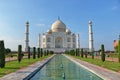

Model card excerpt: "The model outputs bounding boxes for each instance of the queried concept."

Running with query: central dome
[51,18,66,32]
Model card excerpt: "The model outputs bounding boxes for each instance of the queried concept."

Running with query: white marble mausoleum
[42,18,77,52]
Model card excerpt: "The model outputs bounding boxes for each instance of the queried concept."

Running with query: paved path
[64,54,120,80]
[0,55,55,80]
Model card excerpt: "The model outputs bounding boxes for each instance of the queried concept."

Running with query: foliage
[84,51,87,58]
[28,46,30,59]
[0,41,5,68]
[92,50,94,59]
[33,47,36,59]
[81,48,84,58]
[47,50,49,56]
[118,40,120,63]
[5,48,11,54]
[18,45,22,63]
[50,51,54,54]
[37,48,40,58]
[101,44,105,62]
[114,46,118,53]
[75,48,80,56]
[44,50,47,56]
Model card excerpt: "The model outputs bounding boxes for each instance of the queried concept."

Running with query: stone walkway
[64,54,120,80]
[0,55,55,80]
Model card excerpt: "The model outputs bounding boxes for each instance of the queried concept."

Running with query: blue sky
[0,0,120,51]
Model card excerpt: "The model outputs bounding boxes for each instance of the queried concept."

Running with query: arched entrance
[55,37,63,48]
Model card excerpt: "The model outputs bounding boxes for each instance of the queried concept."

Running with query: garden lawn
[0,55,52,77]
[109,53,118,58]
[71,55,120,72]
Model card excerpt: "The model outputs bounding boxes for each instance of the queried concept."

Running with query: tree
[33,47,36,59]
[118,40,120,62]
[75,49,79,56]
[47,50,49,56]
[18,45,22,63]
[85,51,87,58]
[50,51,54,54]
[5,48,11,54]
[37,48,40,58]
[0,41,5,68]
[78,48,80,56]
[101,44,105,62]
[92,50,94,59]
[41,48,43,57]
[28,46,30,59]
[81,48,84,58]
[44,50,46,56]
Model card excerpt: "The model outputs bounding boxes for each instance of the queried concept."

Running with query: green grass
[70,55,120,72]
[109,53,118,58]
[0,55,52,77]
[5,52,28,58]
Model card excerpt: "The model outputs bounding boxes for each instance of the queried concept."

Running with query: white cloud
[111,6,118,10]
[36,23,46,27]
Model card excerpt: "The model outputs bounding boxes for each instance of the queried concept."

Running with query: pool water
[30,54,103,80]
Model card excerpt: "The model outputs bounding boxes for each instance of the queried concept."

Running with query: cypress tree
[101,44,105,62]
[73,50,75,56]
[118,40,120,63]
[75,49,78,56]
[37,48,40,58]
[78,48,80,56]
[92,50,94,59]
[85,51,87,58]
[47,50,49,56]
[44,50,46,56]
[33,47,36,59]
[41,48,43,57]
[18,45,22,63]
[81,48,84,58]
[28,46,30,59]
[0,41,5,68]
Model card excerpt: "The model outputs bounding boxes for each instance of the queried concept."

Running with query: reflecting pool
[30,54,103,80]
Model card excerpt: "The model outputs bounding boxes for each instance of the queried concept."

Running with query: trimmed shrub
[0,41,5,68]
[28,46,30,59]
[81,48,84,58]
[40,48,43,57]
[33,47,36,59]
[118,40,120,63]
[18,45,22,63]
[92,50,94,59]
[37,48,40,58]
[101,44,105,62]
[47,50,49,56]
[85,51,87,58]
[44,50,46,56]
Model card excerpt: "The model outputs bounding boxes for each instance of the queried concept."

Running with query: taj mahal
[25,18,94,53]
[41,18,77,52]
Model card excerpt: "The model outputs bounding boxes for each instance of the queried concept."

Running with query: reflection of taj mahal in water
[41,18,77,52]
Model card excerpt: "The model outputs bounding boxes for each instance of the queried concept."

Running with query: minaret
[38,33,40,48]
[25,21,29,52]
[89,21,94,52]
[77,34,80,48]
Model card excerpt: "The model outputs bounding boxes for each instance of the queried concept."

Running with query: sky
[0,0,120,51]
